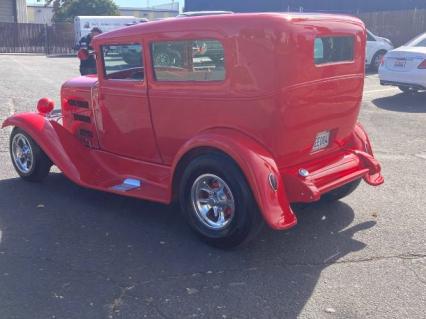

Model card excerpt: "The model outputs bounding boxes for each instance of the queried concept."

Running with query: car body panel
[366,30,393,66]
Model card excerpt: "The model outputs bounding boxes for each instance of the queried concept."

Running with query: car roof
[94,12,364,42]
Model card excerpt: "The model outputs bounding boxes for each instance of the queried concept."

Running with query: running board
[110,178,142,192]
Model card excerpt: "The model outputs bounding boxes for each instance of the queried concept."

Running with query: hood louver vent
[68,99,89,108]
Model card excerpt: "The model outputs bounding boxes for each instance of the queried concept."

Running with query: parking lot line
[363,88,397,94]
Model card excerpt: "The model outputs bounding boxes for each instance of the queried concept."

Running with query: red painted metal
[2,13,383,230]
[36,97,55,114]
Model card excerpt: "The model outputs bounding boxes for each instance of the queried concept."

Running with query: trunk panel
[276,75,363,169]
[385,48,426,72]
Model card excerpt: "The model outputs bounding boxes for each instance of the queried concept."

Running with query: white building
[0,0,27,23]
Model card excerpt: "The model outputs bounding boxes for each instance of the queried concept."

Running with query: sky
[27,0,185,10]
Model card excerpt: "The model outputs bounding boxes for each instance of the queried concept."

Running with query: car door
[95,42,161,162]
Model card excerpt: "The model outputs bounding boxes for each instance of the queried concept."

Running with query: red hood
[62,75,98,91]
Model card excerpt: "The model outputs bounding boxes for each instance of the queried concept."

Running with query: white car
[366,30,394,71]
[379,32,426,93]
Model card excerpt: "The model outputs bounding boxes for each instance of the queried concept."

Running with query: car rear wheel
[370,50,386,72]
[398,86,418,94]
[10,128,52,182]
[322,179,362,202]
[179,153,264,248]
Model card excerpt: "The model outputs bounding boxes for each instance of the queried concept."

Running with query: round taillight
[77,48,89,61]
[37,97,55,114]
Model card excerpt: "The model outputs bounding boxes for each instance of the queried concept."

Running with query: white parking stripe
[363,88,397,94]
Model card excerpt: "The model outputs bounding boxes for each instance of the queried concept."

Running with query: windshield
[404,33,426,47]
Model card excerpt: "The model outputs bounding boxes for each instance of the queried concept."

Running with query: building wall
[0,0,26,23]
[0,0,15,22]
[26,5,178,25]
[27,5,53,24]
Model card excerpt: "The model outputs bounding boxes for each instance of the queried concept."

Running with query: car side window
[314,36,354,65]
[151,39,225,82]
[102,44,144,81]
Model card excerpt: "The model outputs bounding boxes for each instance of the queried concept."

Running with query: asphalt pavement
[0,55,425,319]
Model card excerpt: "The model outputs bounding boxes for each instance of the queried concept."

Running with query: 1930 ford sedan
[2,13,384,248]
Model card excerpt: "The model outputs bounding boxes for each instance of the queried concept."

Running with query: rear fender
[172,128,297,230]
[348,123,384,185]
[2,112,97,185]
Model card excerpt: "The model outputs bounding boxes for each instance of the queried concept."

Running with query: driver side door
[94,42,161,162]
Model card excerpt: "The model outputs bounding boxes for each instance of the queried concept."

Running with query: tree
[44,0,120,22]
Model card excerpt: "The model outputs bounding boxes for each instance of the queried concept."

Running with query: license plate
[394,60,406,68]
[312,131,330,152]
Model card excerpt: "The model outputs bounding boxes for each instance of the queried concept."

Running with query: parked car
[379,32,426,93]
[366,29,394,71]
[2,13,383,248]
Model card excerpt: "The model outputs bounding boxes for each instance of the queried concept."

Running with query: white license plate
[312,131,330,152]
[394,60,406,68]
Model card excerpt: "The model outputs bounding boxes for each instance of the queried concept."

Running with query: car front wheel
[10,128,52,182]
[179,153,263,248]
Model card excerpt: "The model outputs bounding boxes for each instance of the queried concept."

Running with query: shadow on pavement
[0,173,376,319]
[365,69,377,76]
[373,91,426,113]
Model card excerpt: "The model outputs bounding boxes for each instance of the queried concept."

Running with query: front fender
[2,112,97,186]
[172,128,297,230]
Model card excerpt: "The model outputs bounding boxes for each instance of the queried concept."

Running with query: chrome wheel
[191,174,235,230]
[155,52,172,66]
[11,133,34,174]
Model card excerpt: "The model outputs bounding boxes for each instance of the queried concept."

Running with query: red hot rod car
[3,13,383,248]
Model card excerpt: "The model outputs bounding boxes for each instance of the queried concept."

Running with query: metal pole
[13,0,18,23]
[44,24,49,55]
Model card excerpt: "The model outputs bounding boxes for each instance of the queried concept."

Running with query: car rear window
[414,38,426,47]
[151,39,225,82]
[314,36,355,65]
[405,34,426,47]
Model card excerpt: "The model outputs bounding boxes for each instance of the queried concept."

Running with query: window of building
[314,36,355,65]
[102,44,144,80]
[151,39,225,82]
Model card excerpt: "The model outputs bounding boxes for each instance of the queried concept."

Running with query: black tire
[370,50,386,72]
[9,128,52,182]
[179,153,264,249]
[398,86,418,94]
[322,179,362,202]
